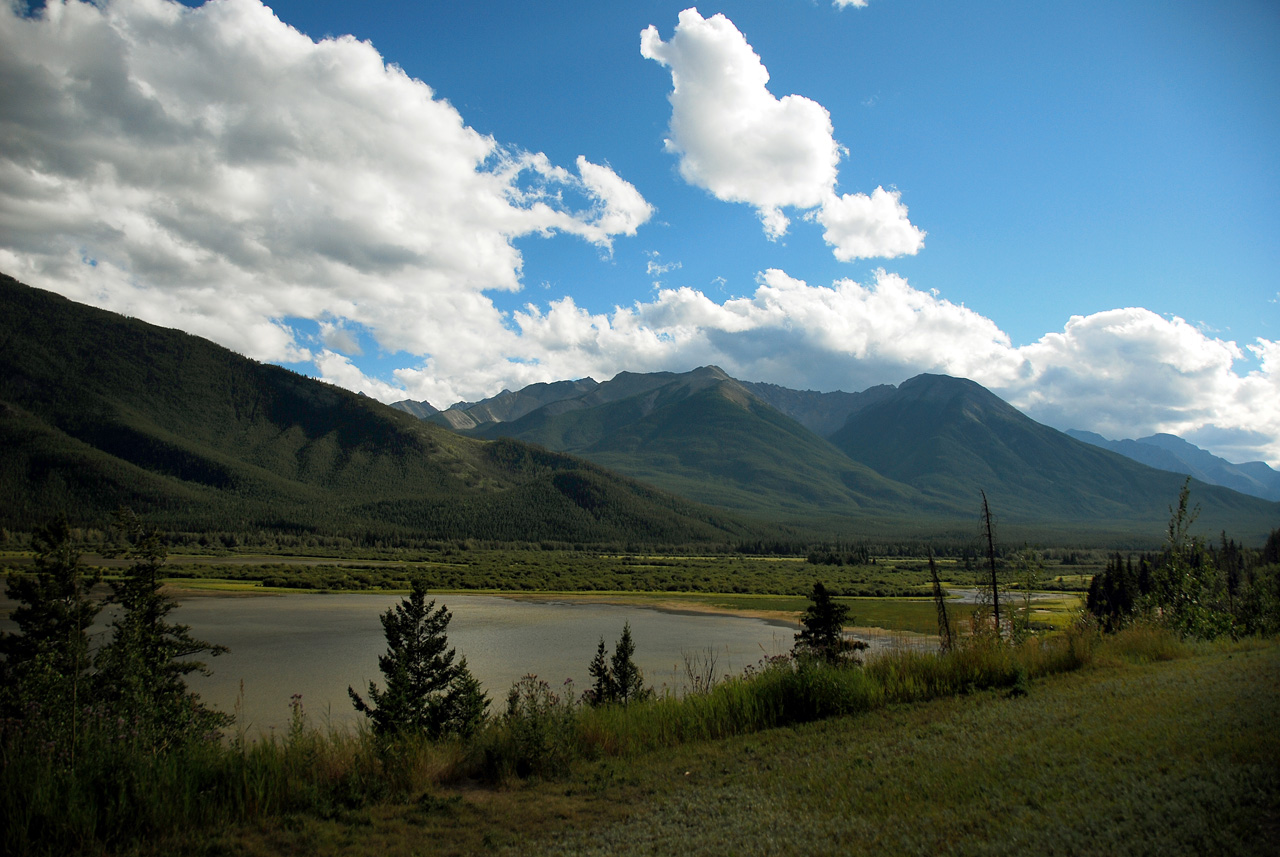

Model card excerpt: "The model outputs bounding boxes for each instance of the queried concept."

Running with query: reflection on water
[170,593,796,733]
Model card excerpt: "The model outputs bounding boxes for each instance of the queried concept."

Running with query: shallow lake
[160,592,797,733]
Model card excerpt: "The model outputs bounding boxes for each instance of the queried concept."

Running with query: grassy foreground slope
[211,641,1278,857]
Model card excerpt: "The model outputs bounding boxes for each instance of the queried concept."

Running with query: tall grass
[1,697,462,856]
[4,619,1184,856]
[571,626,1098,759]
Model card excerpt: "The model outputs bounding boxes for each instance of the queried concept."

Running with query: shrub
[475,675,579,782]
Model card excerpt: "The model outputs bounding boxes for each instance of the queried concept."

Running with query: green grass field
[199,640,1278,857]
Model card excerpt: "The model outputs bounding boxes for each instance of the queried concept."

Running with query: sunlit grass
[199,637,1279,857]
[499,641,1280,857]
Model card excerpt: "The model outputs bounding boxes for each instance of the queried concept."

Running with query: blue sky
[2,0,1278,463]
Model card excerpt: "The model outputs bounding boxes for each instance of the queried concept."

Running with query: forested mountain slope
[0,274,755,545]
[471,367,930,517]
[828,374,1277,538]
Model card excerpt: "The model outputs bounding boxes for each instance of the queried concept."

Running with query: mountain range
[1066,430,1280,502]
[0,274,755,546]
[395,367,1279,544]
[3,271,1276,547]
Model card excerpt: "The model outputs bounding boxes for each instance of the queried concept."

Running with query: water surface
[174,592,797,732]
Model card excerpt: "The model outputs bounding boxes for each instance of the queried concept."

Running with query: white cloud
[996,309,1280,465]
[645,253,682,288]
[574,156,655,243]
[640,8,923,258]
[396,271,1279,465]
[809,187,926,261]
[832,1,870,8]
[640,9,838,237]
[0,0,650,364]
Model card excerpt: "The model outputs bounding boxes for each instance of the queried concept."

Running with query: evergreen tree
[609,622,648,704]
[587,637,613,705]
[349,579,489,738]
[1262,527,1280,566]
[94,509,230,743]
[1086,552,1140,632]
[794,581,864,663]
[0,515,101,734]
[585,624,650,705]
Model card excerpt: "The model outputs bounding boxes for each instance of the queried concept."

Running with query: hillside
[440,368,1278,544]
[0,274,756,545]
[396,377,599,431]
[468,366,934,519]
[738,380,895,437]
[828,374,1277,538]
[1068,429,1280,502]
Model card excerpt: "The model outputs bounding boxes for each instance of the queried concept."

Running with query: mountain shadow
[828,374,1278,539]
[0,274,757,546]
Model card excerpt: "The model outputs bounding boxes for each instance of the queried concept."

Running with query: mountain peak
[898,373,986,397]
[1069,428,1280,502]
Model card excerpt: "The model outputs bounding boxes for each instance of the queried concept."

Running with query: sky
[2,0,1278,464]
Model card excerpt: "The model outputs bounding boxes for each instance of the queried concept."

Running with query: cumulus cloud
[0,0,650,363]
[389,270,1278,465]
[999,310,1280,464]
[640,9,838,238]
[1,2,1274,466]
[809,187,926,261]
[640,8,923,258]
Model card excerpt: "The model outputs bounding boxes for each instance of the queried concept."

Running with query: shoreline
[156,582,944,642]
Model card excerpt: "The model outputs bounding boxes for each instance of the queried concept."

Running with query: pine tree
[0,515,101,737]
[95,510,230,743]
[585,624,649,706]
[609,622,648,704]
[587,636,613,705]
[349,579,489,738]
[794,581,863,663]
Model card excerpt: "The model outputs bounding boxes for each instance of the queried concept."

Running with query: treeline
[140,553,935,597]
[1,513,231,854]
[1085,488,1280,637]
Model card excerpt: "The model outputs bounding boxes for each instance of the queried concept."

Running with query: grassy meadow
[6,614,1277,857]
[181,634,1277,857]
[6,539,1275,857]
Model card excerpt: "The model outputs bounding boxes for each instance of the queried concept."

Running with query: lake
[160,592,798,733]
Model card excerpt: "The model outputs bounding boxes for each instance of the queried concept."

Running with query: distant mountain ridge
[392,372,895,439]
[418,364,1279,542]
[6,271,1275,546]
[1067,430,1280,502]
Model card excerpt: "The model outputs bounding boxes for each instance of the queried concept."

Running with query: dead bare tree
[981,490,1001,638]
[929,551,954,653]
